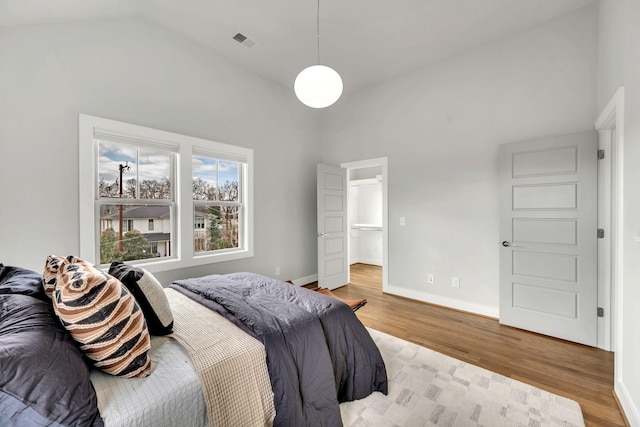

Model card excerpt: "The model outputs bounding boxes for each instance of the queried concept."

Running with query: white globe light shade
[294,65,343,108]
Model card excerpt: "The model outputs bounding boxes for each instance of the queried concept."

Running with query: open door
[317,164,348,290]
[499,132,598,346]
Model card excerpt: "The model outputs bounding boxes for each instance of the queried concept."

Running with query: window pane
[194,205,239,253]
[193,156,218,201]
[98,141,137,199]
[98,142,172,200]
[138,148,171,200]
[99,204,172,264]
[219,161,240,201]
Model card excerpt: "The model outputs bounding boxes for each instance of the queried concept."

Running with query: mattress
[90,335,208,427]
[90,288,275,427]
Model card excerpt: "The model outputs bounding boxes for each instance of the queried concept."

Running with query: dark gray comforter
[0,264,103,427]
[171,272,387,427]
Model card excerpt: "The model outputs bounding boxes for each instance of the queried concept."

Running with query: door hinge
[597,307,604,317]
[597,228,605,238]
[598,149,605,160]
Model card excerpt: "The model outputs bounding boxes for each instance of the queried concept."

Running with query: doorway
[341,157,388,292]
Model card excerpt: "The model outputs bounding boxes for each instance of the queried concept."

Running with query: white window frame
[79,114,254,273]
[192,153,244,255]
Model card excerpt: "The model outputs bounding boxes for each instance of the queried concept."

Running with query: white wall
[598,1,640,424]
[349,182,383,266]
[0,17,321,285]
[320,5,598,316]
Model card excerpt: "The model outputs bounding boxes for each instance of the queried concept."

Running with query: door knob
[501,240,512,247]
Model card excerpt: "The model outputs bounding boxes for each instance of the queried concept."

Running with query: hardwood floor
[329,263,626,427]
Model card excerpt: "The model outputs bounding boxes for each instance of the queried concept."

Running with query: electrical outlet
[427,273,435,284]
[275,266,281,276]
[451,277,460,288]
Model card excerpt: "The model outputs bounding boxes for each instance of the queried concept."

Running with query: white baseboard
[291,273,318,287]
[615,379,639,427]
[385,284,499,318]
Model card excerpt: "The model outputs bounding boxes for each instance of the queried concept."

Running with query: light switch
[400,217,406,226]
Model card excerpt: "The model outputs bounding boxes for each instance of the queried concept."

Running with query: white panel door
[317,164,348,290]
[499,132,598,346]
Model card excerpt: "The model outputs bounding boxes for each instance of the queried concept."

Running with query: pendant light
[294,0,343,108]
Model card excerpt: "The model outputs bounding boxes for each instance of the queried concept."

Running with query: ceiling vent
[232,33,256,48]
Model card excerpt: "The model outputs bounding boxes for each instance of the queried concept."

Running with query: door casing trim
[594,88,624,351]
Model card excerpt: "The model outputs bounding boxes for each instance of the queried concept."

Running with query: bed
[0,262,387,427]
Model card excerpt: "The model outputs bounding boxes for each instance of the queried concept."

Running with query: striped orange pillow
[51,256,151,378]
[43,255,64,299]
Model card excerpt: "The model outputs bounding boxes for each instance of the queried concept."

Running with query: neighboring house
[101,205,213,256]
[193,210,211,253]
[101,205,172,257]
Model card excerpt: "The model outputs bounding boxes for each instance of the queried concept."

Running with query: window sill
[102,248,253,274]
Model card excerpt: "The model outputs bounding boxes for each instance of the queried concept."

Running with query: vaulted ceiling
[1,0,596,94]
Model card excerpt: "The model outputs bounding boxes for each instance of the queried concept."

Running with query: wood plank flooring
[328,263,626,427]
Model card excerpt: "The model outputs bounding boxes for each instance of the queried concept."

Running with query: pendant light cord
[316,0,321,64]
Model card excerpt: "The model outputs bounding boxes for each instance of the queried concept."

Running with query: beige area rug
[340,328,585,427]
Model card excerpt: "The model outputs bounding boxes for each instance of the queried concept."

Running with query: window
[122,220,134,233]
[79,114,253,273]
[100,219,113,231]
[193,156,242,253]
[148,242,158,255]
[95,138,173,265]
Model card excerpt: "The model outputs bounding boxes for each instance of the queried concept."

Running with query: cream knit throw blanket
[166,289,275,427]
